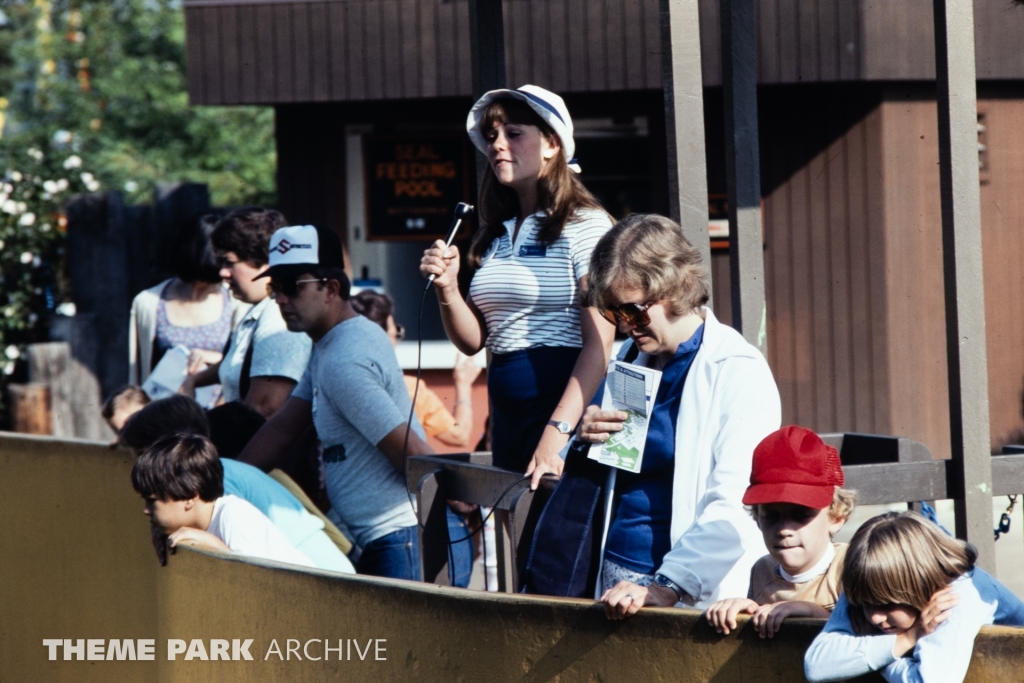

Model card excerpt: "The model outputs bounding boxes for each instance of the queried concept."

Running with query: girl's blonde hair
[842,511,976,610]
[585,214,710,316]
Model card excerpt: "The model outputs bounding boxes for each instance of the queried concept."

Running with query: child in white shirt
[705,425,856,638]
[804,510,1024,682]
[131,431,315,569]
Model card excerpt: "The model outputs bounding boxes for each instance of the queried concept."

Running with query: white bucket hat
[466,84,581,173]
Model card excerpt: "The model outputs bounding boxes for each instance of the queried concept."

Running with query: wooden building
[183,0,1024,458]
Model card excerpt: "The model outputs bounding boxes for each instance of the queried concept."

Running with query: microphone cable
[401,204,528,586]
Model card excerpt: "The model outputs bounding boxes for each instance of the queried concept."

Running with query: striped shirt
[469,209,613,354]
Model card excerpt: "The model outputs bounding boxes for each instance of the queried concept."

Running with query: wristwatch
[653,574,686,602]
[547,419,572,435]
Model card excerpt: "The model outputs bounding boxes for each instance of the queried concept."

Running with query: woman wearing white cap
[420,85,615,489]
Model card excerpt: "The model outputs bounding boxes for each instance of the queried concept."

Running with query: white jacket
[611,308,781,608]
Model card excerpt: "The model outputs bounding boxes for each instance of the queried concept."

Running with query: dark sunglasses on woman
[599,302,652,328]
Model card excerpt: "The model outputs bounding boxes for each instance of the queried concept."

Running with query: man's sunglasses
[266,278,326,299]
[599,302,652,328]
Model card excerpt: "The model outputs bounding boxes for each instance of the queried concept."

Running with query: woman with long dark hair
[420,85,615,488]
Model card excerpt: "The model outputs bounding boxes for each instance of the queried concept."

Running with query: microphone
[425,202,475,289]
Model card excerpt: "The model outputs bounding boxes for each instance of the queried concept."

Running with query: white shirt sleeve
[210,495,317,569]
[656,353,782,604]
[881,576,993,683]
[805,595,898,682]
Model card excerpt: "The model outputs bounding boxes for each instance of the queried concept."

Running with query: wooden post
[661,0,712,302]
[416,469,453,586]
[721,0,766,354]
[933,0,995,570]
[26,342,75,439]
[8,383,52,435]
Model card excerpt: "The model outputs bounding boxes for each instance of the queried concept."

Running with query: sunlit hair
[468,97,606,268]
[101,385,150,422]
[586,214,710,316]
[842,511,976,611]
[131,432,224,503]
[829,487,858,521]
[748,487,858,530]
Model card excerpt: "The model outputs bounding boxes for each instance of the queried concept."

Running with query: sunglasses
[266,278,326,299]
[599,302,652,328]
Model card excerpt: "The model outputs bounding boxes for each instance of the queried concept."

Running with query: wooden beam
[661,0,712,299]
[932,0,994,570]
[469,0,505,98]
[721,0,766,353]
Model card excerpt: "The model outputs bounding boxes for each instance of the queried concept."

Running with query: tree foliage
[0,0,275,390]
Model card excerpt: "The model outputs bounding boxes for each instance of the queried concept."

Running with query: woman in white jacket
[521,214,781,613]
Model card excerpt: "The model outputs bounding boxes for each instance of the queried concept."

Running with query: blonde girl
[804,511,1024,682]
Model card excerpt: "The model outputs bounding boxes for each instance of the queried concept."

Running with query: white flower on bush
[56,179,68,191]
[124,180,138,193]
[10,171,22,181]
[3,361,14,376]
[20,251,33,264]
[4,345,19,360]
[55,302,76,317]
[2,183,12,193]
[0,239,5,249]
[43,180,58,194]
[81,172,100,192]
[19,212,35,226]
[53,130,73,145]
[63,155,82,169]
[27,148,44,160]
[16,202,26,213]
[2,200,16,214]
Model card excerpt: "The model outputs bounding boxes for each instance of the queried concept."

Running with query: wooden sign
[364,134,472,241]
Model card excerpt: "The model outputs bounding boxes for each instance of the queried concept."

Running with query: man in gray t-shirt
[237,224,432,580]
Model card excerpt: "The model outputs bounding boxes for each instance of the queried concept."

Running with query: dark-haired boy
[132,432,316,568]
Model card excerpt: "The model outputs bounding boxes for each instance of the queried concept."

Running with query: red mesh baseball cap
[742,425,845,509]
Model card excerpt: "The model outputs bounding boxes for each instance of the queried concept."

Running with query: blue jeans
[447,507,473,588]
[356,526,422,581]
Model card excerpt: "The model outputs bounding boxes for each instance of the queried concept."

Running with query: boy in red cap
[705,425,856,638]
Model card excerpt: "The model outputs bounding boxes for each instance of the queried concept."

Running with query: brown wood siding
[760,92,890,437]
[980,99,1024,450]
[184,0,1024,106]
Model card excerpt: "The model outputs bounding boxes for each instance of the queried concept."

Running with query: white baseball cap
[254,224,345,279]
[466,84,581,173]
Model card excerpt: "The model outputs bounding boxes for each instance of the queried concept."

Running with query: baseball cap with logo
[466,84,581,173]
[742,425,845,509]
[254,224,345,280]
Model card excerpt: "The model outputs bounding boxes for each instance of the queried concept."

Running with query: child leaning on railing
[804,510,1024,683]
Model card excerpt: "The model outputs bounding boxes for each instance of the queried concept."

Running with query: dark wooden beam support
[469,0,506,191]
[721,0,766,353]
[661,0,712,299]
[933,0,994,569]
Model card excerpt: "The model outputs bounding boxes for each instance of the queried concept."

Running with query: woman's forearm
[435,286,487,355]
